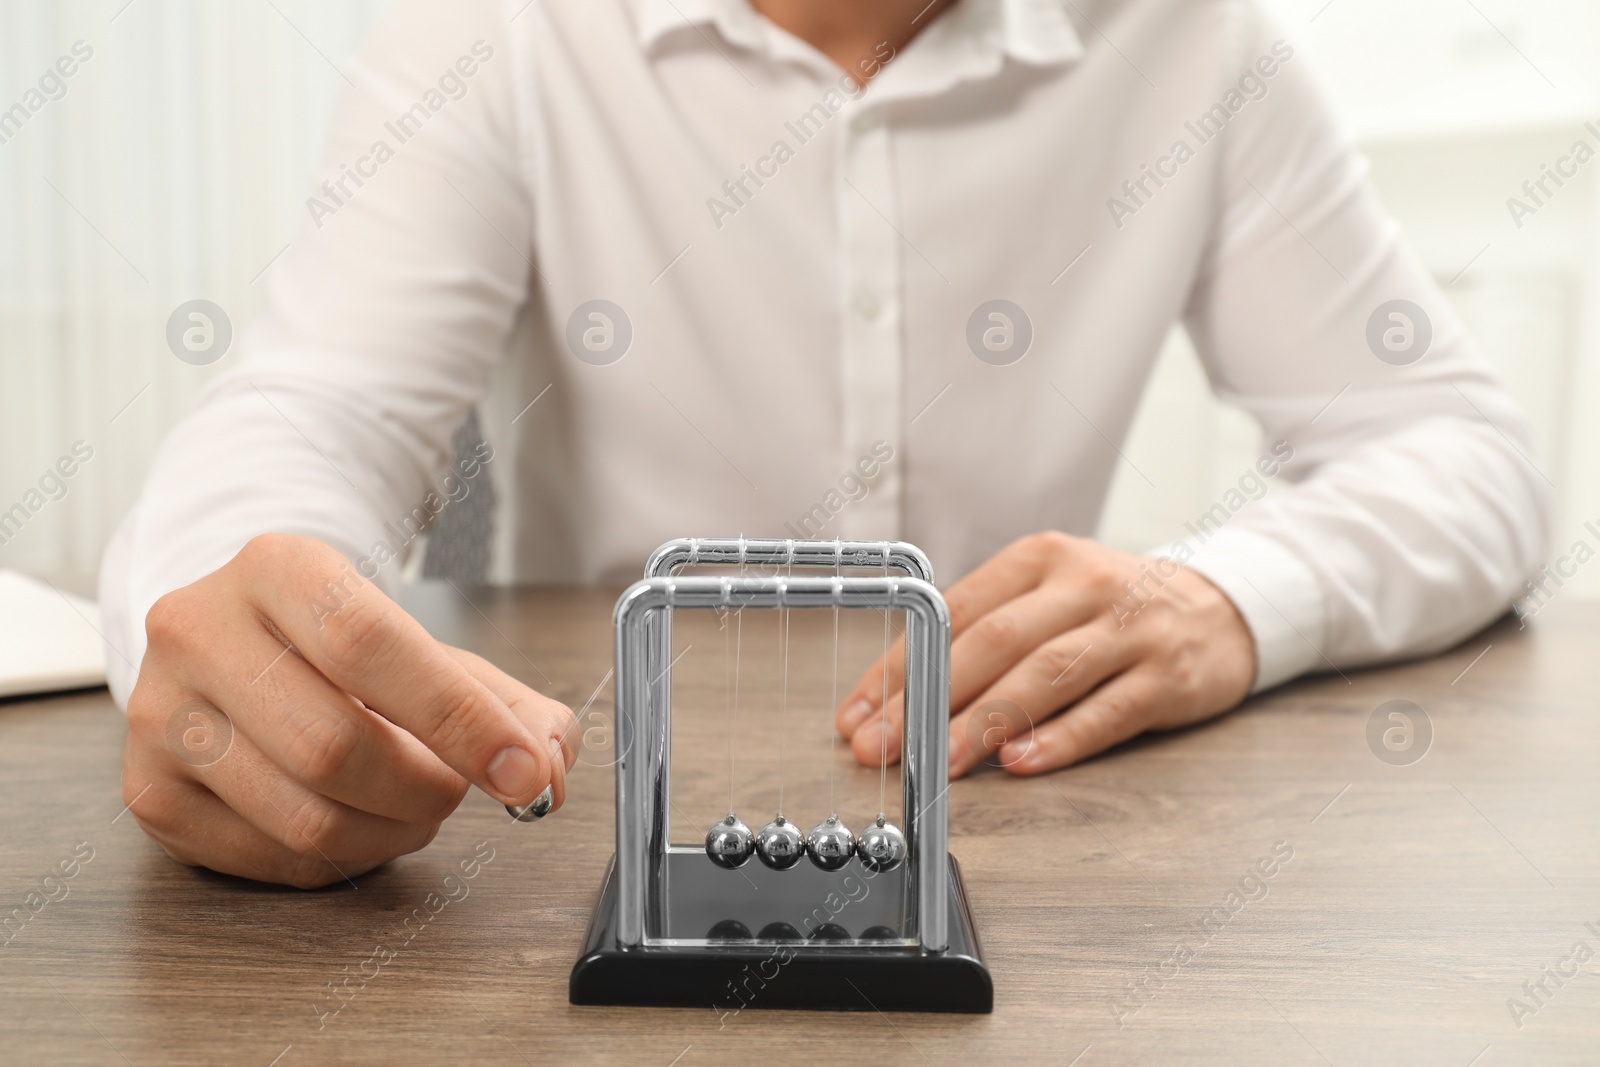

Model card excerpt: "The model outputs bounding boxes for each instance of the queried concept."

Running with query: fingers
[187,615,469,824]
[945,585,1101,711]
[240,536,558,807]
[127,533,583,889]
[851,624,1133,775]
[947,623,1137,777]
[940,532,1060,633]
[127,679,448,873]
[847,595,1100,769]
[998,669,1164,775]
[850,695,904,769]
[836,532,1061,739]
[445,646,577,812]
[842,535,1255,780]
[836,624,905,739]
[131,777,385,889]
[846,578,1105,769]
[181,718,443,865]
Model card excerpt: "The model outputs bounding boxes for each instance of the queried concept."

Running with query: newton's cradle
[522,537,991,1013]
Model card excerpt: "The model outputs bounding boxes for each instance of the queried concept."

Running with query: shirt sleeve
[1166,6,1550,692]
[97,0,533,708]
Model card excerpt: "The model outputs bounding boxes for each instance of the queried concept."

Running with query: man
[101,0,1547,887]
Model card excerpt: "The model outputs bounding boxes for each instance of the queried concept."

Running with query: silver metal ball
[505,784,554,822]
[755,816,805,870]
[805,815,856,871]
[705,814,755,869]
[757,922,802,940]
[855,817,907,872]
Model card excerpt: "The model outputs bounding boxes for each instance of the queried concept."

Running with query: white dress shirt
[99,0,1549,707]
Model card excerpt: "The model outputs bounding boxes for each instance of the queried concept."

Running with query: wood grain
[1,583,1597,1066]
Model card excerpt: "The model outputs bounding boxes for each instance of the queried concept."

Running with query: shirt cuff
[98,507,143,711]
[1147,527,1328,694]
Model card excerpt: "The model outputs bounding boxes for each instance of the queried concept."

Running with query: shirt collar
[636,0,763,54]
[633,0,1083,72]
[1003,0,1085,66]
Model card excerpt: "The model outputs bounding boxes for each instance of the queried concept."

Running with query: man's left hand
[834,532,1257,777]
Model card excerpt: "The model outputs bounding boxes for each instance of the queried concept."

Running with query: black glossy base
[569,854,992,1013]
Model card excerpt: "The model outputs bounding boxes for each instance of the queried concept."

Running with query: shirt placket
[835,103,903,539]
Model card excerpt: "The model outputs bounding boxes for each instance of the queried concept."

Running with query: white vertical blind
[0,0,392,579]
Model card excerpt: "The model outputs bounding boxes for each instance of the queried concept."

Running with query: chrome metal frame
[638,538,934,898]
[645,536,935,583]
[613,539,951,954]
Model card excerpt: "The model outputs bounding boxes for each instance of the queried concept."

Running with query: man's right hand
[122,533,576,888]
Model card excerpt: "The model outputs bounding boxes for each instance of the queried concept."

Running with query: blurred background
[2,0,1598,597]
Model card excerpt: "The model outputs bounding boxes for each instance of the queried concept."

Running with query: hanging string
[729,557,746,818]
[777,556,792,818]
[877,547,891,820]
[723,594,735,817]
[829,546,840,819]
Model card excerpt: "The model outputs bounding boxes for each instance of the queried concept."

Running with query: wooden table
[2,584,1597,1066]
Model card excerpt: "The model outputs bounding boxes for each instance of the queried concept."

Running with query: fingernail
[840,699,875,734]
[487,745,541,801]
[999,744,1030,772]
[947,731,967,777]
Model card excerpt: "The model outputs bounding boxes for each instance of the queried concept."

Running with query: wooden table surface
[2,583,1598,1066]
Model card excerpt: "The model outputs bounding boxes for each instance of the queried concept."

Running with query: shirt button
[852,110,880,135]
[852,293,882,321]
